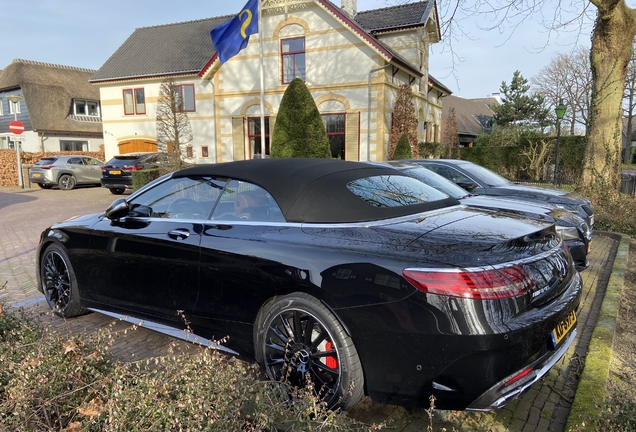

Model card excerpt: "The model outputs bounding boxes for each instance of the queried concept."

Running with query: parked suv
[29,155,103,190]
[101,152,170,195]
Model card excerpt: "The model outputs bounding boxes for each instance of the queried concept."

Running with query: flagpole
[258,0,266,158]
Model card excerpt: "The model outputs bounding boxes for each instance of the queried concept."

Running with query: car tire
[37,184,53,189]
[254,292,364,410]
[109,187,126,195]
[58,174,76,191]
[40,243,89,318]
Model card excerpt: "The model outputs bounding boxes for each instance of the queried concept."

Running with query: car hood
[489,184,588,204]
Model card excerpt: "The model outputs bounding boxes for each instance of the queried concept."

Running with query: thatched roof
[0,59,102,134]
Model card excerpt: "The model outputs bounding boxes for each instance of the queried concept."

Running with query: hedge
[132,169,161,190]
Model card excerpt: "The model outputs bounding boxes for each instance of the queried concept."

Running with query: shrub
[132,169,161,190]
[392,134,412,160]
[0,307,381,431]
[418,141,445,159]
[271,79,331,159]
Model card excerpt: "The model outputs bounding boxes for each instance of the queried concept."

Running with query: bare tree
[531,47,592,135]
[520,138,554,180]
[623,41,636,164]
[388,84,419,159]
[442,107,460,158]
[156,77,193,170]
[430,0,636,194]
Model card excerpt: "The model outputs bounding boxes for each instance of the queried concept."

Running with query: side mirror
[456,181,478,193]
[105,198,130,220]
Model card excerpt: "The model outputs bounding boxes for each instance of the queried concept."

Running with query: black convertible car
[37,158,581,411]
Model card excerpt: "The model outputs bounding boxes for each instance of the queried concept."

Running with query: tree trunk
[583,1,636,193]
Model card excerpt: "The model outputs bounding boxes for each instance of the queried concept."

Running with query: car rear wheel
[254,293,364,410]
[40,244,88,318]
[37,183,53,189]
[109,187,126,195]
[58,174,76,191]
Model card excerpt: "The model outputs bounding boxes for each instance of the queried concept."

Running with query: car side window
[428,165,471,184]
[67,157,83,165]
[126,176,226,219]
[211,180,285,222]
[84,157,101,166]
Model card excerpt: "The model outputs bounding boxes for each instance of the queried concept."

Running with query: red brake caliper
[325,341,338,369]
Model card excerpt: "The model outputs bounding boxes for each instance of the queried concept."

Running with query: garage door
[118,139,157,154]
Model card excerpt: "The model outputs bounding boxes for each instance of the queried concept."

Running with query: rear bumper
[101,178,132,189]
[466,328,577,411]
[565,239,589,271]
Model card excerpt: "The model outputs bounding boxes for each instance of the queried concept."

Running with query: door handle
[168,228,190,240]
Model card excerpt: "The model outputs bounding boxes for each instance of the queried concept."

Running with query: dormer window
[74,99,100,117]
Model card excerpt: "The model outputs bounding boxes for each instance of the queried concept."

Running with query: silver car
[29,155,104,190]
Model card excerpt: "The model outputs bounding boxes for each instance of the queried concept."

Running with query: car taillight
[39,165,54,170]
[402,265,535,300]
[123,165,143,172]
[101,166,107,172]
[504,367,533,386]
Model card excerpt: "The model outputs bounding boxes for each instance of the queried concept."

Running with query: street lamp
[553,99,567,185]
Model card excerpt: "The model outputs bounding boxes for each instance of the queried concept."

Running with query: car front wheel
[40,244,88,317]
[58,174,76,191]
[254,293,364,410]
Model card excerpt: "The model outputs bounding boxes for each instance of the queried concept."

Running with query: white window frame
[73,99,101,117]
[9,100,20,115]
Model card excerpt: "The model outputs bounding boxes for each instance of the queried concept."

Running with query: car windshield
[402,167,469,199]
[347,175,449,208]
[35,158,57,165]
[460,163,512,187]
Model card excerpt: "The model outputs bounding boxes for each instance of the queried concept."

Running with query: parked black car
[37,159,581,411]
[101,152,170,194]
[405,159,595,228]
[373,161,591,270]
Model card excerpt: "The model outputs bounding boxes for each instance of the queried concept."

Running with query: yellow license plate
[551,310,577,347]
[109,170,122,175]
[33,173,41,178]
[587,241,592,254]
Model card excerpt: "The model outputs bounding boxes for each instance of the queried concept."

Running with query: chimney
[341,0,357,16]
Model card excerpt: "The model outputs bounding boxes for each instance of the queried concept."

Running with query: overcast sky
[0,0,612,99]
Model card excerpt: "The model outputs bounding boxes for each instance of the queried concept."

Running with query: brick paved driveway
[0,186,618,431]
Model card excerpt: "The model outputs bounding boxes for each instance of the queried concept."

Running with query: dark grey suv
[101,152,170,194]
[29,155,104,190]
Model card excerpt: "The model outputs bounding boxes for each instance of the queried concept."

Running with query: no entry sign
[9,120,24,135]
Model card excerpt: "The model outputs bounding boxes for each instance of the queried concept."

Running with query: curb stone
[565,231,630,431]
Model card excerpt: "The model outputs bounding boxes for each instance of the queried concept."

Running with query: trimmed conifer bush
[271,79,331,158]
[392,134,412,160]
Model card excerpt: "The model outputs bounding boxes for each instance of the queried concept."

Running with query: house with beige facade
[91,0,450,163]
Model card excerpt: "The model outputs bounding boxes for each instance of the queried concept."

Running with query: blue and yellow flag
[210,0,259,63]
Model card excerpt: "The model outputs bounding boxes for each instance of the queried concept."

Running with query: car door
[84,175,222,326]
[193,179,290,347]
[82,157,103,183]
[65,157,88,183]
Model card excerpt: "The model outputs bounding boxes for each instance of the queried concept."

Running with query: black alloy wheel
[109,187,126,195]
[58,174,76,191]
[254,293,364,410]
[40,244,88,317]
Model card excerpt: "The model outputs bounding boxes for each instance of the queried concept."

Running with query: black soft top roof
[175,158,458,223]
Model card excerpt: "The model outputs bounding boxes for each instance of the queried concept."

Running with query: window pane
[129,177,225,219]
[135,89,146,114]
[329,135,345,159]
[347,175,449,208]
[123,90,134,115]
[283,55,294,83]
[322,114,344,133]
[88,101,99,116]
[75,100,87,115]
[202,146,209,158]
[183,85,195,111]
[213,180,283,222]
[186,146,193,158]
[295,53,306,80]
[282,38,304,52]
